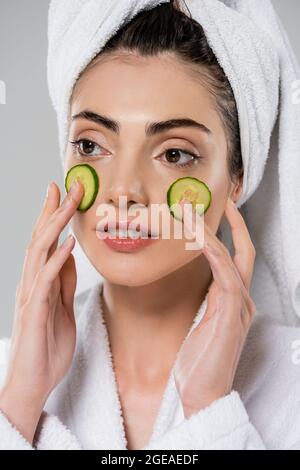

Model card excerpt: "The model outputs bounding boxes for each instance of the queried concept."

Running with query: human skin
[67,52,248,446]
[0,52,256,449]
[174,197,256,419]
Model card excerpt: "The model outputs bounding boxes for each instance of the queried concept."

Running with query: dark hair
[74,0,243,182]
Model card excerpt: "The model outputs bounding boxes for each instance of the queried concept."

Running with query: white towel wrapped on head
[47,0,300,326]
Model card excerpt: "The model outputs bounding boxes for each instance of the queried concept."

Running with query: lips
[96,220,159,238]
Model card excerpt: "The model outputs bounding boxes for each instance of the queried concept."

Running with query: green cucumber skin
[64,164,99,212]
[167,176,212,220]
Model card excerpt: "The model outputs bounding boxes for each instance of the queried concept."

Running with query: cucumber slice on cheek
[167,177,212,221]
[65,163,99,211]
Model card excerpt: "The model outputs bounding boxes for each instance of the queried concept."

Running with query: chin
[88,258,170,287]
[79,232,200,286]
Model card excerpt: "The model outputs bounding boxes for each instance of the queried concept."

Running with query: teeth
[107,228,148,238]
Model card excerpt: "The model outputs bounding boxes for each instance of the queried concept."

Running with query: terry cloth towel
[1,280,300,449]
[47,0,300,326]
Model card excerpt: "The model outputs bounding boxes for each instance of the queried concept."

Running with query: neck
[101,257,212,384]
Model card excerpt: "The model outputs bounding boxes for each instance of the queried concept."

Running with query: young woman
[0,1,299,450]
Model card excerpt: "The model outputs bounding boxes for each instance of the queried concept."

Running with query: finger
[19,182,60,301]
[180,199,228,255]
[30,234,76,310]
[179,198,229,255]
[179,197,249,298]
[202,241,253,324]
[179,199,205,249]
[182,198,253,293]
[180,198,254,325]
[19,180,84,303]
[31,182,60,242]
[60,252,77,314]
[202,241,242,298]
[32,182,61,258]
[202,224,250,301]
[224,198,256,291]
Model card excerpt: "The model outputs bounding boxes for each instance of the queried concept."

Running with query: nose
[105,159,149,211]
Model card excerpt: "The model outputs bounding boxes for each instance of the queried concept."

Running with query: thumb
[60,252,77,313]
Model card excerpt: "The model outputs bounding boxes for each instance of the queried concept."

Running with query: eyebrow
[71,110,212,137]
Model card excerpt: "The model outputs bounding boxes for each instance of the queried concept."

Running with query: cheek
[199,164,230,233]
[67,159,228,285]
[76,224,204,287]
[65,148,77,168]
[70,211,93,246]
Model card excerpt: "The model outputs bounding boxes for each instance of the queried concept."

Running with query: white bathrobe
[1,279,300,450]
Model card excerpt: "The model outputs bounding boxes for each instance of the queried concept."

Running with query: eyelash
[69,139,202,168]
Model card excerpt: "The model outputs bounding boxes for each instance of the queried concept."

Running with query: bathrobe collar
[47,280,209,450]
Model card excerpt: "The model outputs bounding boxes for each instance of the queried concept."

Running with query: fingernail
[70,178,81,194]
[46,182,53,198]
[181,198,190,206]
[62,234,74,248]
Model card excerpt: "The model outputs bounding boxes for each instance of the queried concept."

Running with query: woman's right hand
[0,178,84,445]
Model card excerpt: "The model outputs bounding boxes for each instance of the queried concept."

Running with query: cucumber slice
[167,177,211,220]
[65,163,99,211]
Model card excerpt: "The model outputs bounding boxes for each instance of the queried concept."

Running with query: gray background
[0,1,299,337]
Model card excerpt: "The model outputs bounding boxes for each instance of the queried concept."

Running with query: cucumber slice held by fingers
[167,176,212,221]
[65,163,99,211]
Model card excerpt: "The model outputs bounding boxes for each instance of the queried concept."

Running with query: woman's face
[66,52,241,286]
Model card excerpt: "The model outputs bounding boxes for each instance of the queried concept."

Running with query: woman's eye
[69,141,201,167]
[161,148,202,168]
[69,139,104,158]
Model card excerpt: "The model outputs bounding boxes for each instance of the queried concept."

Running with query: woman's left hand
[173,198,257,419]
